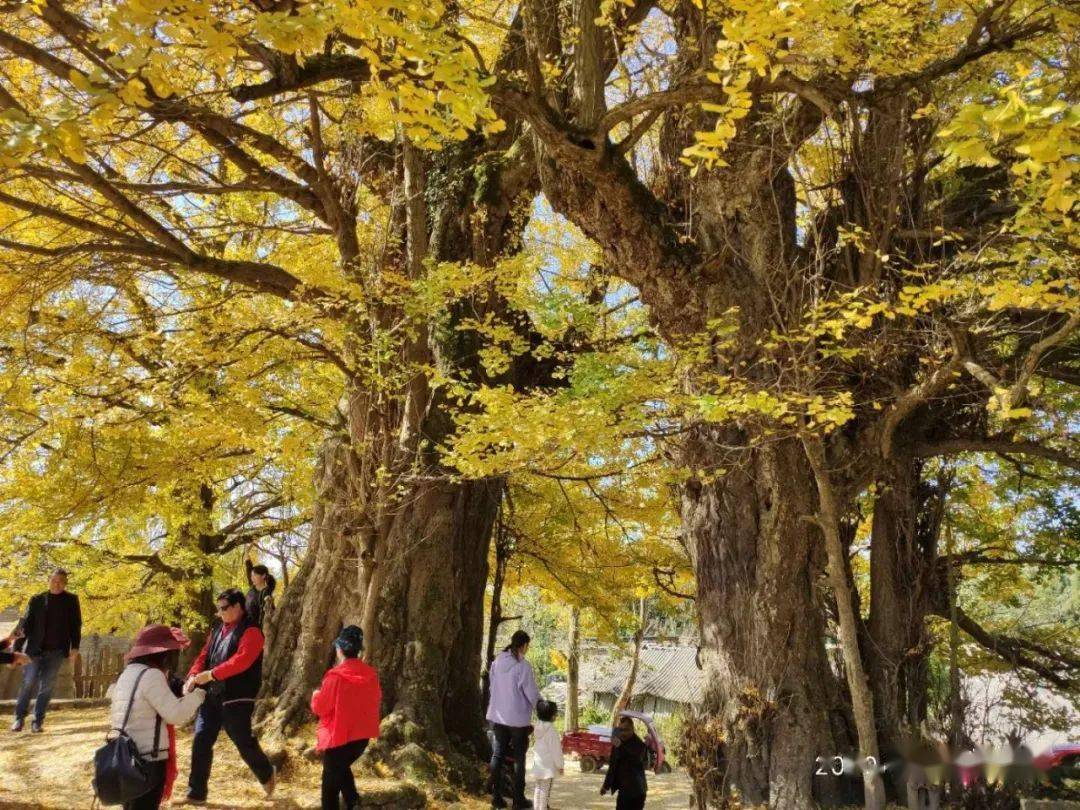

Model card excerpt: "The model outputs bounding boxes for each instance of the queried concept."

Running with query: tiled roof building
[579,643,704,717]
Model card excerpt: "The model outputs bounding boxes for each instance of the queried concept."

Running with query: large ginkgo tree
[1,0,1077,805]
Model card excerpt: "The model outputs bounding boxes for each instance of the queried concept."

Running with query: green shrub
[579,702,610,728]
[652,710,686,767]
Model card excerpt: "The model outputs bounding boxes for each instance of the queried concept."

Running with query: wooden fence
[73,648,126,699]
[0,631,129,701]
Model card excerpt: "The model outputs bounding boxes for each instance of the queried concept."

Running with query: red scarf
[162,725,178,801]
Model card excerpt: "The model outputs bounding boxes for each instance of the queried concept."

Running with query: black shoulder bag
[92,666,162,806]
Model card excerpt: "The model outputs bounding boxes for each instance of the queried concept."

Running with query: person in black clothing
[243,559,276,629]
[11,569,81,733]
[601,716,649,810]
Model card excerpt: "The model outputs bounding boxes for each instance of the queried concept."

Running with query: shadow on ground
[0,706,423,809]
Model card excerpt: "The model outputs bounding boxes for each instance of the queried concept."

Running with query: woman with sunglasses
[179,589,276,804]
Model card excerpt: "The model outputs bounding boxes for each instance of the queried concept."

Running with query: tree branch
[930,603,1078,690]
[945,553,1078,568]
[881,355,965,458]
[600,72,837,136]
[1006,312,1080,411]
[230,52,373,102]
[913,435,1080,473]
[869,16,1052,97]
[494,83,707,333]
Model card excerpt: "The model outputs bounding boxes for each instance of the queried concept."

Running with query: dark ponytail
[249,563,276,595]
[503,630,531,659]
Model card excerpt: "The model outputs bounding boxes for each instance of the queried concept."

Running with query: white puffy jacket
[109,664,205,761]
[531,721,565,779]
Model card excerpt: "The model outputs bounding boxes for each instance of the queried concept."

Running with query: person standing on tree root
[11,568,81,733]
[243,558,276,629]
[311,625,382,810]
[180,588,276,804]
[487,630,541,809]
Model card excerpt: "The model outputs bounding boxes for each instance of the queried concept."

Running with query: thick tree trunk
[482,503,511,714]
[567,607,580,731]
[866,459,941,753]
[254,126,537,789]
[371,476,501,765]
[261,436,500,786]
[683,429,838,809]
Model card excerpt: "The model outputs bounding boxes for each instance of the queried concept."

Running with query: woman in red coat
[311,625,382,810]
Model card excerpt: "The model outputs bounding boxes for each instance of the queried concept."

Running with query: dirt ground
[509,754,692,810]
[0,706,692,809]
[0,705,416,809]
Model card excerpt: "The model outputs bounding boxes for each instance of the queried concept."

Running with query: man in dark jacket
[11,569,81,733]
[181,588,276,803]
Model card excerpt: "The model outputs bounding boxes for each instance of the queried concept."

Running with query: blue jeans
[14,649,65,723]
[187,698,273,800]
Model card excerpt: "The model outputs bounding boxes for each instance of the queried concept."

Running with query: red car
[1032,742,1080,790]
[1034,742,1080,772]
[561,710,671,774]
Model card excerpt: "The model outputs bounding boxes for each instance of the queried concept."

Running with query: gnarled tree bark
[865,459,943,754]
[259,423,502,782]
[371,475,502,763]
[684,431,838,808]
[259,125,544,781]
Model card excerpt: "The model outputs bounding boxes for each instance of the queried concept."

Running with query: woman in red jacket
[311,625,382,810]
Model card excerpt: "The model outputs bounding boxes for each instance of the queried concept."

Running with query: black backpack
[92,666,162,805]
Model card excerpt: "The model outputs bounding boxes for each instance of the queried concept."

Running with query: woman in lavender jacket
[486,630,541,809]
